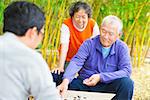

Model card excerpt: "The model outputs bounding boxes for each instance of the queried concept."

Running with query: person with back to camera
[52,1,100,86]
[0,1,61,100]
[57,15,134,100]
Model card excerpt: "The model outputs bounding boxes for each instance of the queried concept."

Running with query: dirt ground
[132,63,150,100]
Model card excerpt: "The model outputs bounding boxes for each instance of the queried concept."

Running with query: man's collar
[110,42,115,55]
[95,35,102,52]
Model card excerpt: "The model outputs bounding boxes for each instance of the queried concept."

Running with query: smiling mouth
[78,24,84,28]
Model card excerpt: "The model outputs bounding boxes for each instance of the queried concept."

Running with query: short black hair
[69,1,92,18]
[3,1,45,36]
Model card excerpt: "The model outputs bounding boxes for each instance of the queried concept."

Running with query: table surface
[62,90,115,100]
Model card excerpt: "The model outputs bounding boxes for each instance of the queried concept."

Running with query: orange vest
[63,18,95,61]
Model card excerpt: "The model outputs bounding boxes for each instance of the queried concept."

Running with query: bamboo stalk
[47,0,67,69]
[139,16,150,65]
[124,0,146,42]
[41,0,52,60]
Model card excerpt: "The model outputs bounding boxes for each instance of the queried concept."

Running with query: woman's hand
[51,66,64,75]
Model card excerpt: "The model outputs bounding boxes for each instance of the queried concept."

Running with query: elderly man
[57,15,134,100]
[0,1,60,100]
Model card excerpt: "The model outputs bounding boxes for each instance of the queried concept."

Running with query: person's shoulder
[116,39,127,45]
[22,47,44,63]
[88,18,96,25]
[24,49,48,69]
[63,18,73,28]
[89,18,96,23]
[0,35,4,44]
[28,49,44,61]
[88,18,97,29]
[115,39,128,50]
[63,18,71,23]
[84,35,99,45]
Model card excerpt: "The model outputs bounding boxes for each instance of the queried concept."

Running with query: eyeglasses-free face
[72,9,88,30]
[100,24,119,47]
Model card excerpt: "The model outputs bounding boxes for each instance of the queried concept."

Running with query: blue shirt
[102,46,111,58]
[63,35,132,83]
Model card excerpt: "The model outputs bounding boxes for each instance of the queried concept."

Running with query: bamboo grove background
[0,0,149,69]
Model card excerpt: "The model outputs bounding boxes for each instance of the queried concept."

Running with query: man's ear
[25,27,37,39]
[118,32,122,38]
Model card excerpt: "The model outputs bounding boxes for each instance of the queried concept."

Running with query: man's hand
[83,74,100,86]
[57,78,69,97]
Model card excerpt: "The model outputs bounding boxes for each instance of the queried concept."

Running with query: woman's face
[72,9,88,30]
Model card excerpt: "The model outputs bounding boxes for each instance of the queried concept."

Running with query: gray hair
[101,15,123,34]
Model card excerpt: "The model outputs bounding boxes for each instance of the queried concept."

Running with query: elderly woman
[52,1,99,85]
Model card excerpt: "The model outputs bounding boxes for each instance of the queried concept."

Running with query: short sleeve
[91,22,100,38]
[60,24,70,44]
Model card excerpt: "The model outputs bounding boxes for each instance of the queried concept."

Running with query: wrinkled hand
[83,74,100,86]
[51,67,64,75]
[57,79,69,97]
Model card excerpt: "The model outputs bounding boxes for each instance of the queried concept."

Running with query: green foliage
[0,0,4,35]
[0,0,149,67]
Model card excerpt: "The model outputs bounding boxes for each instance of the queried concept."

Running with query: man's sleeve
[63,40,91,83]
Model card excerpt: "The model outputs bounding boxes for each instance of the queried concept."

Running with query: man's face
[31,27,44,49]
[72,9,88,29]
[100,24,119,47]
